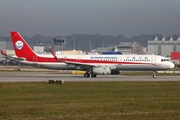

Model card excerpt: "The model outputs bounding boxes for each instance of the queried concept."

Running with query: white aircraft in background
[10,31,174,78]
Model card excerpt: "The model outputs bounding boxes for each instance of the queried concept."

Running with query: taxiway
[0,71,179,82]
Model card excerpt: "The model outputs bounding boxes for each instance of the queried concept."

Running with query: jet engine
[92,67,111,75]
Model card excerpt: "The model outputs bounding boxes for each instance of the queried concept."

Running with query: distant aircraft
[1,50,15,57]
[0,49,23,63]
[10,31,174,78]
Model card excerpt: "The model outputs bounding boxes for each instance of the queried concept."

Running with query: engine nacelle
[92,67,111,75]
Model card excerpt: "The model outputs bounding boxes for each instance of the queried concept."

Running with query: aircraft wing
[51,51,62,62]
[51,51,97,67]
[61,60,98,67]
[10,56,26,62]
[3,55,25,61]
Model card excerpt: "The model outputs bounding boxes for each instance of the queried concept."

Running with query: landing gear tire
[153,75,157,78]
[91,73,97,78]
[84,73,90,78]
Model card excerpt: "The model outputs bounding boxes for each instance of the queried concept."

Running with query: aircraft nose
[170,62,175,69]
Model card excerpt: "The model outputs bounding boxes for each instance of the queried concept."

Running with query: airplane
[1,50,15,57]
[10,31,174,78]
[0,49,26,64]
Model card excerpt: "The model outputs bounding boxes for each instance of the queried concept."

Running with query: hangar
[148,36,180,57]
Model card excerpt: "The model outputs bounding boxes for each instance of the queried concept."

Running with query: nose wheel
[153,72,157,78]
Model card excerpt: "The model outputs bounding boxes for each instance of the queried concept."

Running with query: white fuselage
[19,54,174,71]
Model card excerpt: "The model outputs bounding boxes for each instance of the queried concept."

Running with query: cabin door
[32,56,39,67]
[151,56,156,64]
[76,57,81,63]
[63,56,67,62]
[118,57,122,65]
[33,56,38,64]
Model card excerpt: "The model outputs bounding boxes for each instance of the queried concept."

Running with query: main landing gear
[84,68,97,78]
[84,73,97,78]
[153,71,157,78]
[84,73,90,77]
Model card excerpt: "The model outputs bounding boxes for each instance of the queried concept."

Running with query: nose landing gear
[153,71,157,78]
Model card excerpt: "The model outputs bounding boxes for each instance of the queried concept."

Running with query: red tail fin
[10,31,37,60]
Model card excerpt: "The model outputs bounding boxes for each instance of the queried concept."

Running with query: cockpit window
[161,59,169,62]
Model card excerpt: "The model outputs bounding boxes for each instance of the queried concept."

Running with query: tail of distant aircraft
[10,31,37,60]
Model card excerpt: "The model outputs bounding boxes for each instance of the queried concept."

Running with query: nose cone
[170,62,175,69]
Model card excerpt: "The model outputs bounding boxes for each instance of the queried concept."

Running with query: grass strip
[0,81,180,120]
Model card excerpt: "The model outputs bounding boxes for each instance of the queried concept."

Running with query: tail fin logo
[15,40,24,50]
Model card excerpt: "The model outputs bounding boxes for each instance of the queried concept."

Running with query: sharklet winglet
[51,51,64,62]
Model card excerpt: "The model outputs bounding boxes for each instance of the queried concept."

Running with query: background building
[53,38,66,51]
[92,42,146,54]
[0,41,13,61]
[92,47,114,53]
[148,36,180,57]
[115,42,145,54]
[33,45,45,54]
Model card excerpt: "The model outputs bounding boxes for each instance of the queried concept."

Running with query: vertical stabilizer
[10,31,37,60]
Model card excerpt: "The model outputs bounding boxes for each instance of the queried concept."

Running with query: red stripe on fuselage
[58,58,151,65]
[27,56,151,65]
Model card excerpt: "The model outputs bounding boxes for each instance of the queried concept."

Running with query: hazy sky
[0,0,180,37]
